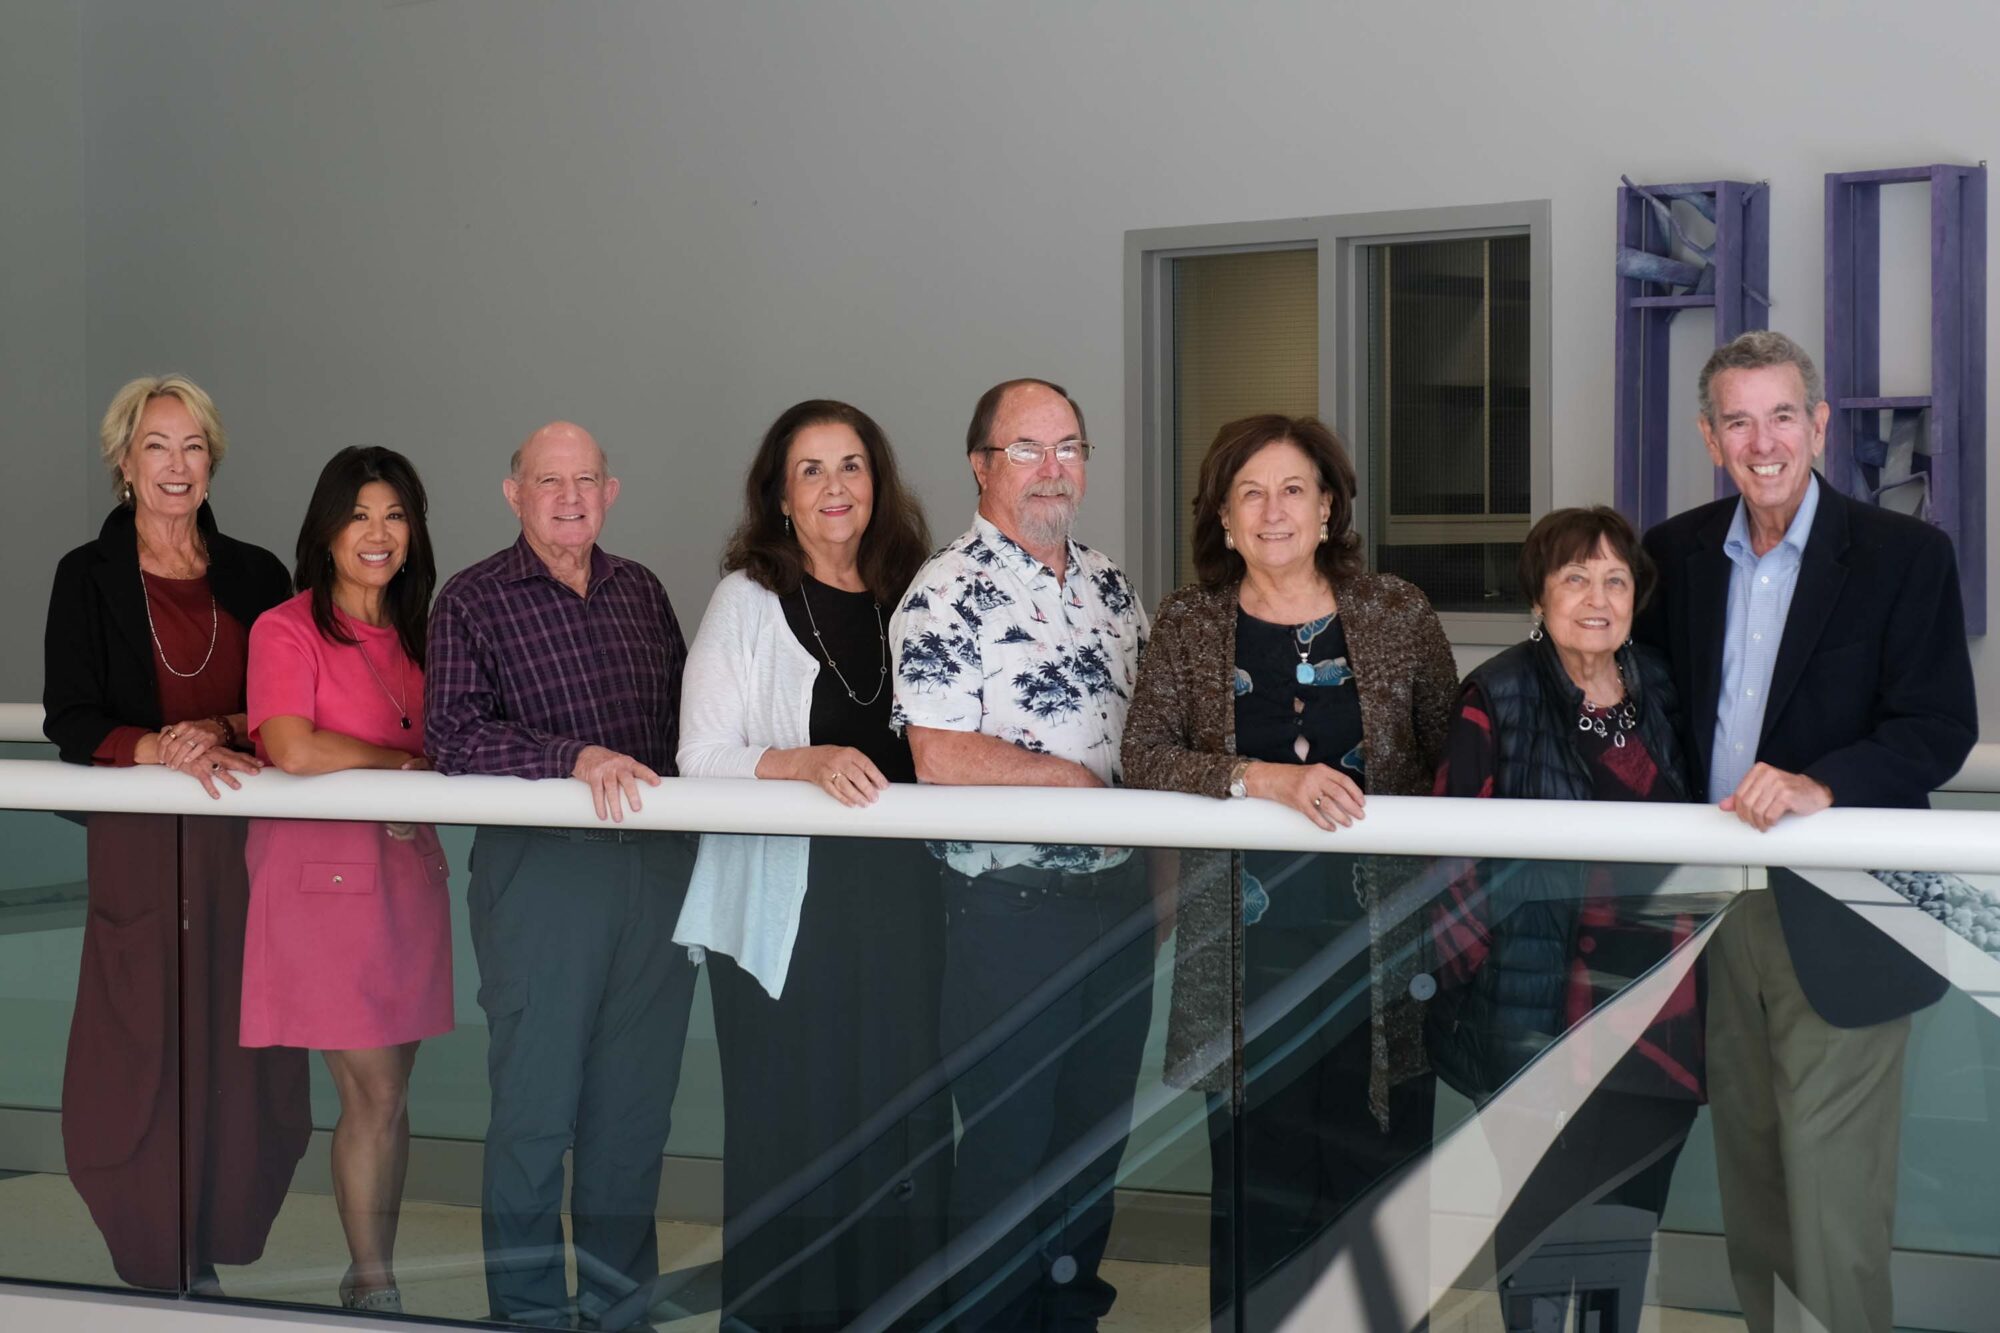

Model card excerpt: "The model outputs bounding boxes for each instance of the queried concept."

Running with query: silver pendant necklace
[1290,614,1334,685]
[1578,665,1639,748]
[799,579,887,706]
[140,571,218,679]
[355,634,412,729]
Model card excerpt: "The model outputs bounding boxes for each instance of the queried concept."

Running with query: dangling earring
[1222,530,1235,551]
[120,480,134,506]
[1529,617,1545,642]
[783,514,792,536]
[1318,521,1330,545]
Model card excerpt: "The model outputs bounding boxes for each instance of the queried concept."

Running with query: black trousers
[711,836,953,1332]
[938,857,1155,1333]
[1210,851,1436,1333]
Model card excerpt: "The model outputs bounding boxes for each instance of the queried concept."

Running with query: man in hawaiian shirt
[890,378,1152,1332]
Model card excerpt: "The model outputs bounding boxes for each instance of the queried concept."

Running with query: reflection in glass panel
[17,812,2000,1331]
[164,828,1212,1332]
[1235,856,1740,1332]
[0,809,278,1295]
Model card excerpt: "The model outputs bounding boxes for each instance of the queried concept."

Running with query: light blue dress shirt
[1707,474,1822,802]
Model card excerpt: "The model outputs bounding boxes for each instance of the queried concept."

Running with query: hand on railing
[1243,760,1366,830]
[571,744,661,823]
[1718,763,1834,832]
[137,720,264,800]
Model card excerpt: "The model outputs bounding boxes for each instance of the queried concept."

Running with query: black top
[44,504,292,765]
[1233,607,1366,789]
[781,575,915,784]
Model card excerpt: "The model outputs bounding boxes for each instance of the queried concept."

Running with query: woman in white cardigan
[676,399,946,1332]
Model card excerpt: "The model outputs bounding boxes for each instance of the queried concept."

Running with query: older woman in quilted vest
[1428,505,1701,1333]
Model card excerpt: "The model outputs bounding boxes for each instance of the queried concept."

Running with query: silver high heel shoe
[339,1282,404,1314]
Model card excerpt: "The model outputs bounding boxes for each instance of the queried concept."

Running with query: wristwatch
[1227,759,1252,800]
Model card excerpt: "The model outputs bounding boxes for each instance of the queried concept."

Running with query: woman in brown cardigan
[1121,414,1457,1328]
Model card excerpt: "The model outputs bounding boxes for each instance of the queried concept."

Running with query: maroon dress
[65,572,311,1290]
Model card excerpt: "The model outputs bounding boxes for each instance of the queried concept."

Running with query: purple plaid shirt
[425,535,687,778]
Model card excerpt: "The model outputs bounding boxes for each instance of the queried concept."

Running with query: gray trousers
[468,827,700,1329]
[1708,888,1909,1333]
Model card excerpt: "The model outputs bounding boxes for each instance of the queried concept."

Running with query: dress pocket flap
[299,861,377,894]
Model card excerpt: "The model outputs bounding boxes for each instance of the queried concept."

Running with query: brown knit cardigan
[1121,574,1459,1126]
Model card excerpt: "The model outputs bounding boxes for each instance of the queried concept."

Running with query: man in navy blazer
[1636,330,1976,1333]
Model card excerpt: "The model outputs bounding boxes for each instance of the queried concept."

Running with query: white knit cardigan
[673,570,821,997]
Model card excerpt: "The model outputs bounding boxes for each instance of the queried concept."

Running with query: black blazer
[43,504,292,766]
[1636,475,1977,1027]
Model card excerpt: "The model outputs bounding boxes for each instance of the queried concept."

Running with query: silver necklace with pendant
[356,635,412,729]
[1578,665,1638,748]
[1290,615,1332,685]
[800,580,888,706]
[1288,614,1337,762]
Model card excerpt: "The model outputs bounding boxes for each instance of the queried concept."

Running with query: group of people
[41,329,1976,1333]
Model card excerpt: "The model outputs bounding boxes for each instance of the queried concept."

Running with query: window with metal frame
[1126,202,1550,643]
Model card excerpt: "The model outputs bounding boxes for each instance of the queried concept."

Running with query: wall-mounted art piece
[1613,178,1770,532]
[1824,162,1987,634]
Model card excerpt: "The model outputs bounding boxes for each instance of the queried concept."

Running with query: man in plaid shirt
[426,421,696,1330]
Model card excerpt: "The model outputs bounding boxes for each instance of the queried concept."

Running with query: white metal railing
[6,705,1997,792]
[0,704,42,742]
[3,757,1999,873]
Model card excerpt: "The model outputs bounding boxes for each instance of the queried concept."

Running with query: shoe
[340,1282,404,1314]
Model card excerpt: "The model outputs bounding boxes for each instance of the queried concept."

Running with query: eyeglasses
[977,439,1093,466]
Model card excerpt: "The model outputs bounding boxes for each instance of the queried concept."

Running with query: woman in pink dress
[242,446,453,1315]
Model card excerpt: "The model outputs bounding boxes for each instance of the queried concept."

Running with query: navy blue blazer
[1636,475,1977,1027]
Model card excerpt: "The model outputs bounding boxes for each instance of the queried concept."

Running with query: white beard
[1016,495,1077,550]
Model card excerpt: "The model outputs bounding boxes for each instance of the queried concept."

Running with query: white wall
[1,2,86,703]
[20,0,2000,729]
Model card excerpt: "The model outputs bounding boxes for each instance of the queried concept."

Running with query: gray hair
[1697,330,1825,425]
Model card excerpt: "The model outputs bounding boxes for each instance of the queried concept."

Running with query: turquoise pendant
[1295,662,1315,685]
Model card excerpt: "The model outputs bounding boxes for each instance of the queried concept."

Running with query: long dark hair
[293,446,436,666]
[722,400,931,602]
[1190,414,1364,590]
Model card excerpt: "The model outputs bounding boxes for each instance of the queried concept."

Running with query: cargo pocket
[300,862,377,894]
[476,978,531,1081]
[476,977,529,1021]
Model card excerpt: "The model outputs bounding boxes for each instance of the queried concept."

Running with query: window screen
[1170,248,1318,589]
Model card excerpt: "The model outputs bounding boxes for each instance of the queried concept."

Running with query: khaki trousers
[1708,888,1909,1333]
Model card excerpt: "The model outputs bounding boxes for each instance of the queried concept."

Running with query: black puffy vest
[1473,635,1687,804]
[1425,636,1689,1100]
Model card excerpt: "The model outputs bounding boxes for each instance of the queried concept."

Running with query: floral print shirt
[889,513,1149,876]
